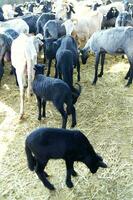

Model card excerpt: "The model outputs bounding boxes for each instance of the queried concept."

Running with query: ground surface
[0,54,133,200]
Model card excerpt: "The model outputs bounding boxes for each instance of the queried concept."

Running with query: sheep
[0,18,29,34]
[22,14,40,34]
[2,4,15,19]
[36,13,55,34]
[14,5,24,17]
[71,10,103,47]
[115,11,133,27]
[56,49,73,88]
[56,49,81,103]
[101,7,119,29]
[81,26,133,87]
[43,19,66,39]
[11,33,42,119]
[55,35,80,82]
[0,29,19,83]
[97,2,124,16]
[25,127,107,190]
[0,63,4,87]
[32,64,77,129]
[43,37,61,76]
[62,19,74,35]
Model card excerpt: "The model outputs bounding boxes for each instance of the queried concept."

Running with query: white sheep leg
[16,70,25,119]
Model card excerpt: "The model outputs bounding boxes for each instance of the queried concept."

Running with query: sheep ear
[98,161,107,168]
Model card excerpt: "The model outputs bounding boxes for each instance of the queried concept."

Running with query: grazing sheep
[32,64,77,129]
[25,127,107,190]
[81,26,133,87]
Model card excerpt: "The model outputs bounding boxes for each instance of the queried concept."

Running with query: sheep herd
[0,0,133,192]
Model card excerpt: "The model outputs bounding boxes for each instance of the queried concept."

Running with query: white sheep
[0,18,29,34]
[11,33,43,119]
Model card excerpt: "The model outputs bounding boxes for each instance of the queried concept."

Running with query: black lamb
[25,127,107,190]
[32,64,77,128]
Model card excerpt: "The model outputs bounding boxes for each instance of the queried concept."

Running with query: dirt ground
[0,54,133,200]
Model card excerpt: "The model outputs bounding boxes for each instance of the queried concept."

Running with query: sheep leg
[54,61,58,78]
[10,65,15,75]
[125,67,130,79]
[65,159,74,188]
[17,72,25,119]
[59,71,62,79]
[92,53,100,85]
[98,53,105,77]
[126,61,133,86]
[26,62,32,98]
[36,96,42,120]
[12,66,19,86]
[0,65,4,86]
[42,100,46,118]
[35,160,55,190]
[59,107,67,129]
[43,44,46,63]
[54,103,67,129]
[77,58,80,82]
[71,106,76,128]
[46,59,52,76]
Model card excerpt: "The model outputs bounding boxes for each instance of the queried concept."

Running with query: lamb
[81,26,133,86]
[25,127,107,190]
[32,64,77,129]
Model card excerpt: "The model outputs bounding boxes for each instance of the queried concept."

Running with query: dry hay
[0,53,133,200]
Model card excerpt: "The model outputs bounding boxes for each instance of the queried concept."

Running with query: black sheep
[36,13,55,34]
[55,35,80,82]
[32,64,77,128]
[25,127,107,190]
[43,37,61,76]
[56,49,73,88]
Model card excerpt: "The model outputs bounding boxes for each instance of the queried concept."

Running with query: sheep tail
[25,141,36,171]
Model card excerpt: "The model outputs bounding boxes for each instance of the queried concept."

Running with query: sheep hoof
[71,122,76,128]
[19,114,24,120]
[38,116,41,121]
[77,77,80,82]
[44,172,49,177]
[66,181,74,188]
[92,81,96,85]
[124,76,129,80]
[98,73,103,77]
[48,184,55,190]
[71,170,78,177]
[125,83,130,87]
